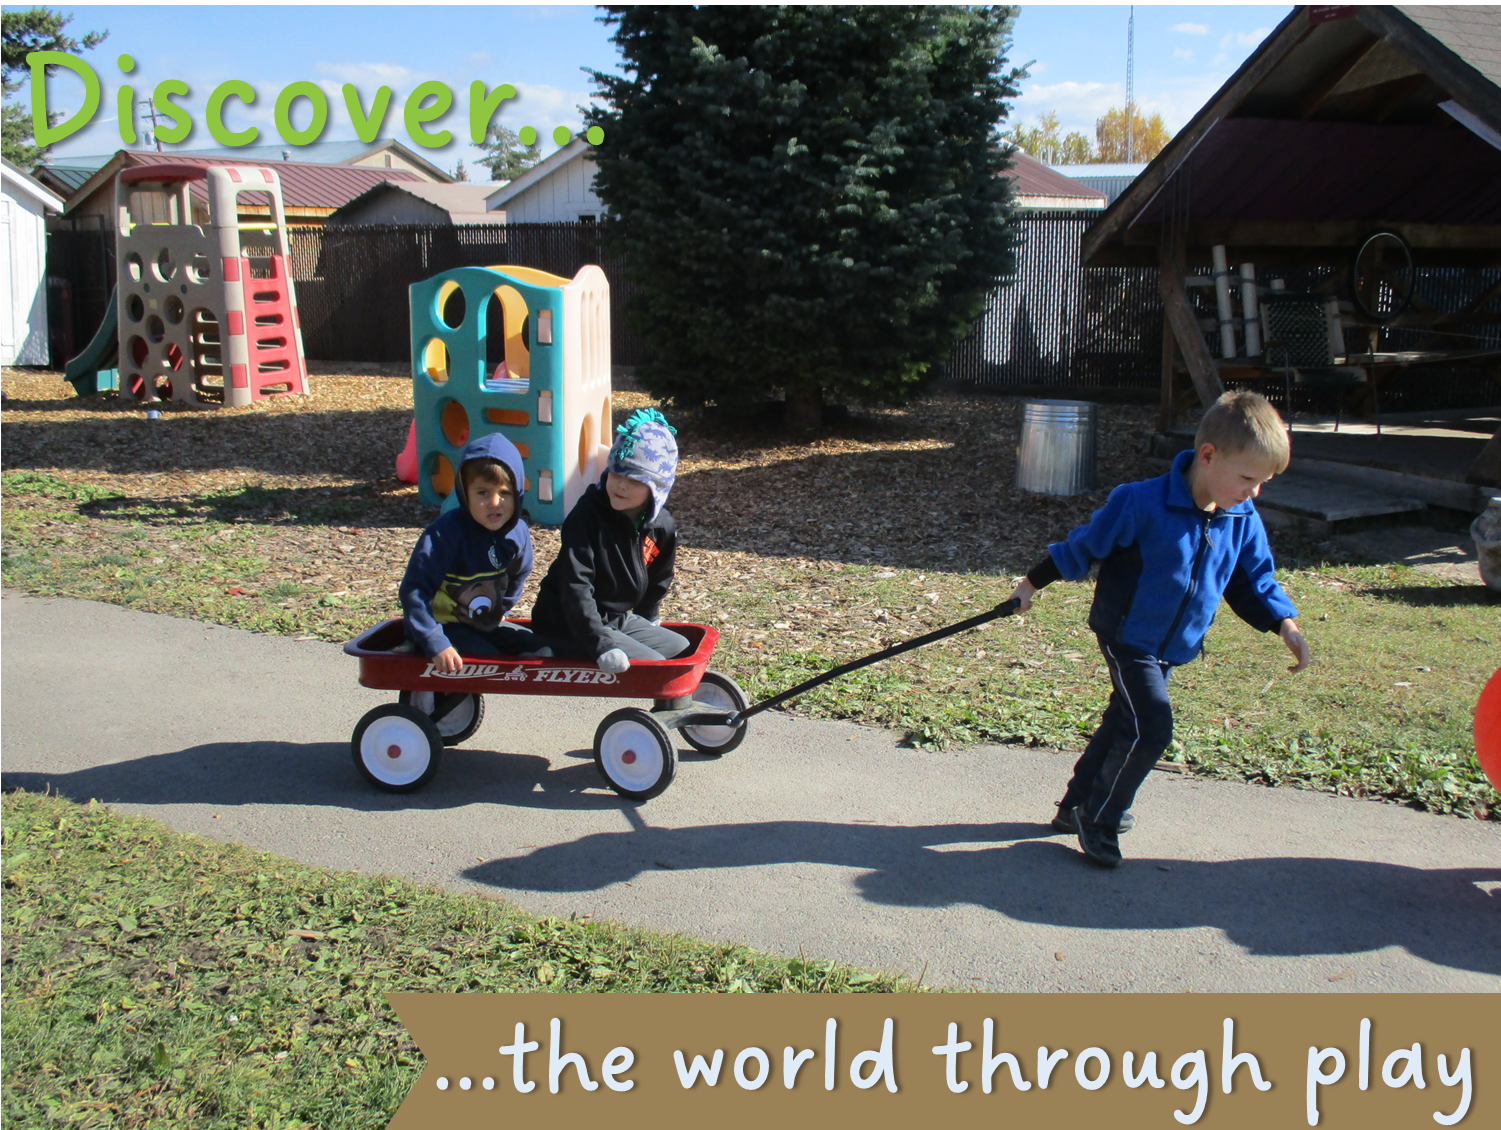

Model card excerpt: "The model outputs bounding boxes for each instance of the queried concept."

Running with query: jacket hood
[458,432,527,530]
[601,408,678,521]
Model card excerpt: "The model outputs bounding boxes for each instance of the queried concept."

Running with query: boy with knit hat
[531,408,688,672]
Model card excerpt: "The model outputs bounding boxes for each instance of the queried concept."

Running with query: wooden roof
[1084,5,1501,267]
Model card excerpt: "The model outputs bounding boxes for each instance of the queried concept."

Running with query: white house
[484,138,604,222]
[2,158,65,366]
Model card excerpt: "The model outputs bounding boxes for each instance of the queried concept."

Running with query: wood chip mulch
[1,365,1160,642]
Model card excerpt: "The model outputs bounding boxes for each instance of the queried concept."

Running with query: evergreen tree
[476,123,542,182]
[2,7,107,169]
[584,5,1023,427]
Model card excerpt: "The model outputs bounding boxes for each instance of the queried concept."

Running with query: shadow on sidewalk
[463,822,1501,978]
[6,744,1497,977]
[0,739,655,815]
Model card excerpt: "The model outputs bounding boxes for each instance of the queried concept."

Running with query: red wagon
[343,619,747,800]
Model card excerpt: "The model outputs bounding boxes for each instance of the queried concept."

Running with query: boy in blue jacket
[1010,390,1311,868]
[399,433,540,671]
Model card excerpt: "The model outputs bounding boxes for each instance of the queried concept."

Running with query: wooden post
[1158,310,1179,432]
[1159,251,1225,408]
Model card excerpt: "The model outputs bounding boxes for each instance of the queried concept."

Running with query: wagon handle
[698,598,1021,729]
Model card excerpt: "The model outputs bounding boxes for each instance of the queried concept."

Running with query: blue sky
[35,4,1294,175]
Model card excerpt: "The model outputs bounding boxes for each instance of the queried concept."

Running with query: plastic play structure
[66,163,309,405]
[408,264,611,525]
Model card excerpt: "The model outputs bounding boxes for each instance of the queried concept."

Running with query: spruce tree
[584,5,1023,427]
[2,8,108,169]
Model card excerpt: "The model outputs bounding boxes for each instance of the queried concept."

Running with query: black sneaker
[1055,806,1134,834]
[1076,813,1122,869]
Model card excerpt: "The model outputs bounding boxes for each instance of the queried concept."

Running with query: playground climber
[531,408,688,672]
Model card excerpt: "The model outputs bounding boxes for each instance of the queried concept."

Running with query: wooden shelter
[1083,5,1501,484]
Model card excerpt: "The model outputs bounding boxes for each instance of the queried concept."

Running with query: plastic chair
[1261,294,1378,434]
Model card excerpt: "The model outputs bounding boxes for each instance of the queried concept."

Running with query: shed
[2,158,66,365]
[327,182,506,226]
[483,139,604,223]
[1083,5,1501,442]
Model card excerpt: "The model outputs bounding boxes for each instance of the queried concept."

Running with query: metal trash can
[1016,399,1098,496]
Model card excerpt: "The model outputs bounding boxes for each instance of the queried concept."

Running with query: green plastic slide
[63,284,120,396]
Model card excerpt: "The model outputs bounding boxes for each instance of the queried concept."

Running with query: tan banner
[386,993,1484,1128]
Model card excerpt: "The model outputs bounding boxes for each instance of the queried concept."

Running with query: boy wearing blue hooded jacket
[1009,391,1311,869]
[400,433,539,670]
[531,409,689,672]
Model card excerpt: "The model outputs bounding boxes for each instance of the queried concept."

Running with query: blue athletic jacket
[1044,449,1297,665]
[399,434,534,658]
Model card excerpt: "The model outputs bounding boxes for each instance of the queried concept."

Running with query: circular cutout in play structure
[126,253,143,282]
[429,453,455,499]
[154,247,177,283]
[1475,666,1501,793]
[126,294,144,322]
[439,282,466,329]
[440,400,470,448]
[423,338,449,384]
[165,295,184,324]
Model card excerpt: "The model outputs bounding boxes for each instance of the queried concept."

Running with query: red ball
[1476,666,1501,792]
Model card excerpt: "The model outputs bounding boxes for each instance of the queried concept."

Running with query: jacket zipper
[1158,512,1214,657]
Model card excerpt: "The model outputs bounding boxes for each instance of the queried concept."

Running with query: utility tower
[1126,6,1135,163]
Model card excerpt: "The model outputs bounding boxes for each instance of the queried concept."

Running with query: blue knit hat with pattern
[604,408,677,521]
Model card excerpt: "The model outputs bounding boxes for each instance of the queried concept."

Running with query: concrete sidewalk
[3,593,1497,992]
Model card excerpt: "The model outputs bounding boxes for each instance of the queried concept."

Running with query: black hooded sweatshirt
[530,483,676,659]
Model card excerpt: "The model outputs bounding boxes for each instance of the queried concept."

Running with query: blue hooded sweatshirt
[399,433,534,658]
[1044,448,1297,666]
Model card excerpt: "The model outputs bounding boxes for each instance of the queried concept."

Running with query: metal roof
[1006,151,1107,201]
[65,151,424,216]
[39,138,449,181]
[1084,4,1501,266]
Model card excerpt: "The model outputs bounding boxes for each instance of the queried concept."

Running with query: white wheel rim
[599,718,666,793]
[360,715,432,786]
[684,682,739,747]
[431,695,476,738]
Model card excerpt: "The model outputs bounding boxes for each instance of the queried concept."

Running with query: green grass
[1,791,910,1129]
[699,562,1500,820]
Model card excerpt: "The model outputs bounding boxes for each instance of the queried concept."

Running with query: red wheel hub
[387,744,403,759]
[621,750,637,764]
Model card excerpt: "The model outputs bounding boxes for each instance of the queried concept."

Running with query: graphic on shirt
[642,535,660,567]
[432,570,509,631]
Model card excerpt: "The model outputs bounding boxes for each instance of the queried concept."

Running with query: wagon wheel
[351,703,443,792]
[399,690,485,747]
[593,707,675,801]
[681,670,749,756]
[1351,231,1414,324]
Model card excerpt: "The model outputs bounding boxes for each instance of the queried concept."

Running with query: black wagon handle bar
[700,598,1021,728]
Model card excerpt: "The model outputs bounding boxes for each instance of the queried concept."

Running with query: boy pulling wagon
[1011,391,1312,868]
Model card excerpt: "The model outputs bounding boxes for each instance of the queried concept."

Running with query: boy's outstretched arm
[1279,618,1311,673]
